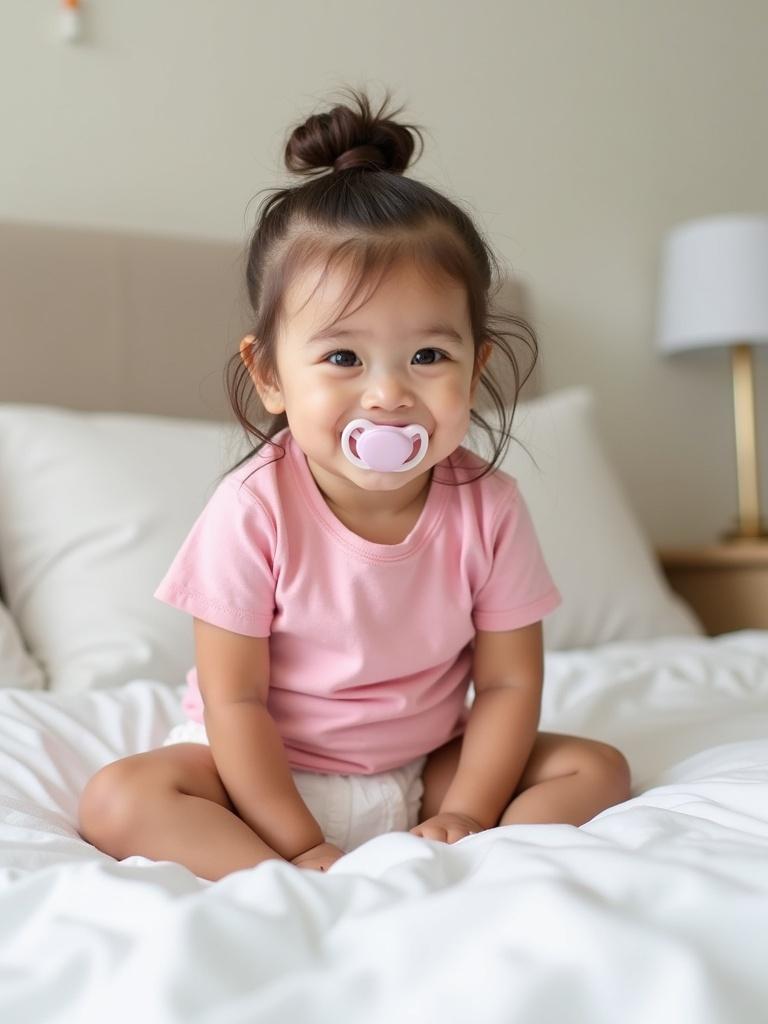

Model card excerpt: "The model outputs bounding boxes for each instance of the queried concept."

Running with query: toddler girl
[78,86,631,881]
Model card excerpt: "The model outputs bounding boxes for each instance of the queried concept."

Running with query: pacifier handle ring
[340,419,373,469]
[398,424,429,470]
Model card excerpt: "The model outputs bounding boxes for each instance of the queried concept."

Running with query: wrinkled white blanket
[1,631,767,1024]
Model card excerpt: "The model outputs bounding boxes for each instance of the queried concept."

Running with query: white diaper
[162,720,427,852]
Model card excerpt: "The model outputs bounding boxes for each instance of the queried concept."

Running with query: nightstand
[657,542,768,635]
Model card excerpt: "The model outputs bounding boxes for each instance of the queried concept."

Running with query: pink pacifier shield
[341,419,429,472]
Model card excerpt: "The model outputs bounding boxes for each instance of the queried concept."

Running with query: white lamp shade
[656,214,768,353]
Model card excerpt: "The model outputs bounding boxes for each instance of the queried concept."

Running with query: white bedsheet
[1,631,767,1023]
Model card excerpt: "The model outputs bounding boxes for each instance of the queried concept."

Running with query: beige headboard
[0,219,535,420]
[0,220,253,421]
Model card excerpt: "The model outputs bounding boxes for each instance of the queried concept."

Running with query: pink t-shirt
[153,426,562,775]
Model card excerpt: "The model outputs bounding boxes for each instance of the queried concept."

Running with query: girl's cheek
[442,379,473,412]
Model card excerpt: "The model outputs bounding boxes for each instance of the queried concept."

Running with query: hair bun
[284,86,424,177]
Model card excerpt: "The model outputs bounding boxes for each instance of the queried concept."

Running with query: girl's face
[241,256,491,512]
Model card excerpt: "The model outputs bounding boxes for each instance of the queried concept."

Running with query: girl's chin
[344,462,430,491]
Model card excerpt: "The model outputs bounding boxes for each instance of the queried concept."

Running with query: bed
[1,222,767,1023]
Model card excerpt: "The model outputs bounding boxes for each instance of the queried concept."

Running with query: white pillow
[0,390,702,693]
[0,404,249,693]
[465,386,703,649]
[0,599,46,690]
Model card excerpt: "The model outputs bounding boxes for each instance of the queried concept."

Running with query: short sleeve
[153,475,276,637]
[472,485,562,632]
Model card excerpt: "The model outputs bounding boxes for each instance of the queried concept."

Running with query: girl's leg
[498,733,632,826]
[420,731,631,828]
[78,743,283,882]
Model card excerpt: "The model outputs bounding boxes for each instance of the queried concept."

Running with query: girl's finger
[449,829,472,843]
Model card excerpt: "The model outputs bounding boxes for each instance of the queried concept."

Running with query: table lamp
[656,213,768,542]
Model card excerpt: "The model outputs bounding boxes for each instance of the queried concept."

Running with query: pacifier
[340,418,429,472]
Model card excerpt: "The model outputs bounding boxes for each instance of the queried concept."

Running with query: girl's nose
[361,369,415,408]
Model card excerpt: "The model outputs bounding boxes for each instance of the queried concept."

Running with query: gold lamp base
[722,343,767,544]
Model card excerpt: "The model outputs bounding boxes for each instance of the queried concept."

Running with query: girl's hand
[291,841,346,872]
[410,811,484,844]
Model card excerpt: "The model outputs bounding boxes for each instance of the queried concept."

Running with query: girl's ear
[470,340,493,400]
[239,335,286,415]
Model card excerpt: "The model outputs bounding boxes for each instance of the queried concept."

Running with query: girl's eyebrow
[305,323,465,345]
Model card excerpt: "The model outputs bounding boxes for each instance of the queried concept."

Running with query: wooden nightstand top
[657,541,768,634]
[657,542,768,570]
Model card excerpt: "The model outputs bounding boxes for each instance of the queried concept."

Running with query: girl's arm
[437,621,544,829]
[194,619,326,861]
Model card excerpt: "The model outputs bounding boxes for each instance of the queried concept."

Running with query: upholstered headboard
[0,220,252,420]
[0,219,536,420]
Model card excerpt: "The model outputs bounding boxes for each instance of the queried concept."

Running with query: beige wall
[0,1,766,546]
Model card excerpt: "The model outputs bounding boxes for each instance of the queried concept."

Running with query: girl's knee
[587,742,632,798]
[78,759,149,849]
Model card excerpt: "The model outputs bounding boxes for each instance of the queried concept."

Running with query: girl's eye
[325,350,358,368]
[324,348,448,368]
[412,348,448,365]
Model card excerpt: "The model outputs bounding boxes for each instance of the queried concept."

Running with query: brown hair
[223,85,538,486]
